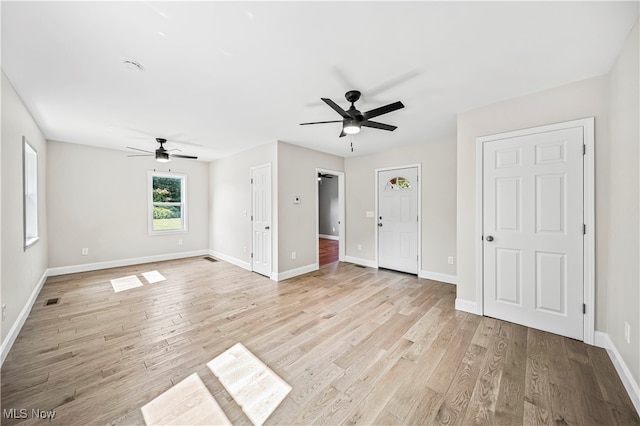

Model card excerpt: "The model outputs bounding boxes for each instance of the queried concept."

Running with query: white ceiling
[2,1,638,161]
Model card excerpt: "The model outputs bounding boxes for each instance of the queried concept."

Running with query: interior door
[251,164,271,277]
[483,127,584,340]
[378,167,418,274]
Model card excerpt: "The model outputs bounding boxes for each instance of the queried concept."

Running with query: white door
[378,167,418,274]
[251,164,271,277]
[483,127,584,340]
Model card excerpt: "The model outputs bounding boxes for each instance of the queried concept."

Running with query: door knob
[265,226,270,230]
[485,235,494,242]
[378,223,383,227]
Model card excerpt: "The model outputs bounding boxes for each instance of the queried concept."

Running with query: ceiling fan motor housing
[345,90,361,103]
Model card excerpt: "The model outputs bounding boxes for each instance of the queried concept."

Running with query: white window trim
[148,171,188,235]
[23,137,39,250]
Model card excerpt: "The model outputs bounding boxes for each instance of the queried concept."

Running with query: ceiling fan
[126,138,198,162]
[300,90,404,137]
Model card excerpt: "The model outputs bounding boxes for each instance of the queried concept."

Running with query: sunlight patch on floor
[208,343,292,426]
[110,275,143,293]
[141,373,231,426]
[142,270,166,284]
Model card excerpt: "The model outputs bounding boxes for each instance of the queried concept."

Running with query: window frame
[23,137,39,250]
[148,171,188,235]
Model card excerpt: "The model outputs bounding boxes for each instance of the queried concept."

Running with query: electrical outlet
[2,304,6,320]
[357,244,362,251]
[332,227,336,232]
[448,256,454,265]
[624,322,630,344]
[81,248,88,256]
[178,239,183,245]
[291,251,296,260]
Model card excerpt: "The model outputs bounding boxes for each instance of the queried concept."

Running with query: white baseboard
[344,256,377,269]
[319,234,339,241]
[274,263,319,281]
[419,270,457,285]
[48,250,210,276]
[1,269,48,366]
[455,298,481,315]
[208,250,251,271]
[594,331,640,414]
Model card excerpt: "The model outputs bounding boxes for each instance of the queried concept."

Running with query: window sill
[149,230,188,236]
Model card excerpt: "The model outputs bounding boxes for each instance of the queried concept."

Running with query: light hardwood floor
[1,257,638,425]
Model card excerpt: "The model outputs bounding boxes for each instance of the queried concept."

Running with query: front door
[378,167,419,274]
[251,164,271,277]
[482,126,584,340]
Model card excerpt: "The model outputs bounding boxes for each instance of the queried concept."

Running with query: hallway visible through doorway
[319,238,338,265]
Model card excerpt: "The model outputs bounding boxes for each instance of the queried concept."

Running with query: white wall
[456,75,610,328]
[209,142,278,272]
[344,138,457,277]
[277,141,343,274]
[1,72,49,344]
[47,140,209,268]
[607,19,639,387]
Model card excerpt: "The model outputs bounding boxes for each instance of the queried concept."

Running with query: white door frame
[375,164,422,271]
[251,163,272,277]
[316,168,345,263]
[475,117,595,344]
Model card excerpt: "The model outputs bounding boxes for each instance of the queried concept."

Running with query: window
[23,137,39,249]
[384,176,412,190]
[149,172,187,234]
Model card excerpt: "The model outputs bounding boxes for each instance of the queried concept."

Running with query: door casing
[475,118,595,344]
[315,168,346,264]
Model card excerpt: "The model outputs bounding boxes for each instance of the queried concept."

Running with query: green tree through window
[150,173,187,232]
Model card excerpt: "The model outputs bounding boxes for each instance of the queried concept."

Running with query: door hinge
[251,178,254,184]
[583,145,586,155]
[251,253,253,258]
[583,224,586,234]
[583,303,586,314]
[251,215,253,221]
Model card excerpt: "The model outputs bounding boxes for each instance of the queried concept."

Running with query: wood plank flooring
[1,257,638,425]
[319,238,339,266]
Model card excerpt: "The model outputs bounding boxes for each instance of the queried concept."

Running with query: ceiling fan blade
[339,129,346,138]
[170,154,198,160]
[322,98,351,118]
[300,120,343,126]
[363,101,405,120]
[126,154,154,157]
[366,69,421,97]
[362,120,398,131]
[126,146,153,153]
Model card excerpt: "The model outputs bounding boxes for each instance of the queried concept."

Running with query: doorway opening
[316,169,345,266]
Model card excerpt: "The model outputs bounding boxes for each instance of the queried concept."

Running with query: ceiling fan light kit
[156,151,171,162]
[300,90,404,146]
[343,119,361,135]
